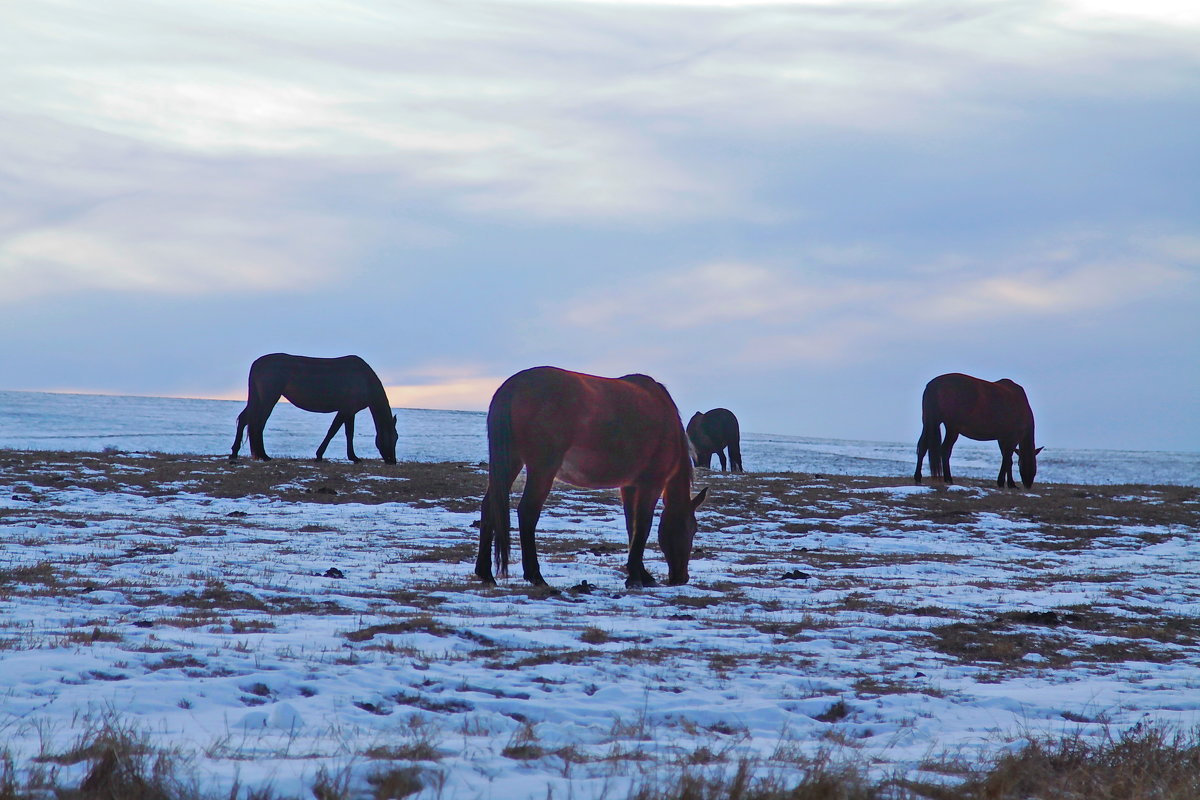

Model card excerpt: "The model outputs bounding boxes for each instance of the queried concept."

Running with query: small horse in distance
[477,366,707,589]
[230,353,398,464]
[686,408,743,472]
[915,372,1042,488]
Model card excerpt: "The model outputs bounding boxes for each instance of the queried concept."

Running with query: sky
[2,0,1198,452]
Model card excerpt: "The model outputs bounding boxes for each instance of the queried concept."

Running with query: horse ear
[692,486,709,509]
[1034,446,1044,455]
[392,414,397,424]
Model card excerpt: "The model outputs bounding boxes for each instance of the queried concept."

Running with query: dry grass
[908,725,1200,800]
[3,708,1200,800]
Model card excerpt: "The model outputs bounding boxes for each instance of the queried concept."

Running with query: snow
[0,464,1197,799]
[1,392,1199,797]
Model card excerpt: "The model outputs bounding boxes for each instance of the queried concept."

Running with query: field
[2,450,1200,798]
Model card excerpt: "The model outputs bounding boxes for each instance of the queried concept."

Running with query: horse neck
[366,387,393,428]
[662,431,694,508]
[1021,419,1036,449]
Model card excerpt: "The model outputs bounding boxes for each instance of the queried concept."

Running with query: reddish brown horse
[915,372,1042,488]
[477,367,707,589]
[230,353,398,464]
[686,408,743,472]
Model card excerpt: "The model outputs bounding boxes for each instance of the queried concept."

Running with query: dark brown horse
[477,366,707,589]
[915,372,1042,488]
[686,408,743,472]
[230,353,398,464]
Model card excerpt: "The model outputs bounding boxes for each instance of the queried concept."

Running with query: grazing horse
[476,366,707,589]
[686,408,743,472]
[230,353,398,464]
[915,372,1042,488]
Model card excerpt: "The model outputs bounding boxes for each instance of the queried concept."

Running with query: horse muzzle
[667,570,690,586]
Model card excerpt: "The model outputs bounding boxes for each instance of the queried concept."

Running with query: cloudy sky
[2,0,1198,452]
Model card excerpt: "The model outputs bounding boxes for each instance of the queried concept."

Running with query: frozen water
[1,390,1195,485]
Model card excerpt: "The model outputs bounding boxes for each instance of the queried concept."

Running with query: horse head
[377,413,399,464]
[1016,445,1043,488]
[658,487,708,585]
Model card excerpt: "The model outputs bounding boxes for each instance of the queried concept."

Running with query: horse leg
[516,465,558,587]
[621,487,637,546]
[998,442,1016,488]
[914,424,929,483]
[624,486,659,589]
[230,408,250,461]
[477,489,497,585]
[249,395,280,460]
[315,412,346,461]
[716,449,728,471]
[941,430,959,485]
[914,435,926,483]
[343,412,359,462]
[729,441,743,473]
[477,459,522,584]
[916,422,942,483]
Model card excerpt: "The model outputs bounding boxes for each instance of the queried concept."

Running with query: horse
[914,372,1043,488]
[476,366,707,589]
[229,353,398,464]
[686,408,743,472]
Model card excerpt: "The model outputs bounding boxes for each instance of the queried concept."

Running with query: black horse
[230,353,398,463]
[915,372,1042,488]
[686,408,743,472]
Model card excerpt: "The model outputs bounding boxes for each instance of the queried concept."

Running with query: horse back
[493,367,689,489]
[703,408,740,445]
[250,353,383,413]
[924,373,1033,441]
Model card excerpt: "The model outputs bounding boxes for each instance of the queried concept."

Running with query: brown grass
[4,716,1200,800]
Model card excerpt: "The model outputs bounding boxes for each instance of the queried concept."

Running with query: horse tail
[728,421,743,473]
[924,422,943,479]
[920,386,943,479]
[486,402,515,579]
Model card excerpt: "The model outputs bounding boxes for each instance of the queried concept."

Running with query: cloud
[2,2,729,222]
[6,0,1196,228]
[558,231,1198,367]
[563,261,887,331]
[915,232,1199,321]
[920,263,1188,321]
[0,179,351,304]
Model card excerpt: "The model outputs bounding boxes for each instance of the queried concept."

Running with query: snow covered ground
[1,452,1198,798]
